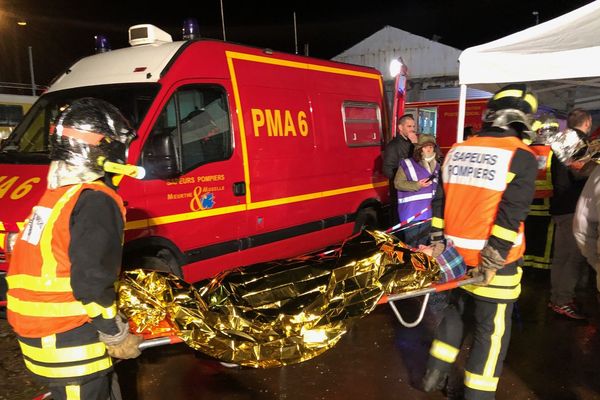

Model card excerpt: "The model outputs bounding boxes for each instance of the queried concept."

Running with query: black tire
[139,256,172,272]
[131,249,183,278]
[0,273,7,319]
[353,207,378,234]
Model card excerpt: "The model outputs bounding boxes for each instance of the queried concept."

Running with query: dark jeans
[550,214,589,305]
[400,220,431,248]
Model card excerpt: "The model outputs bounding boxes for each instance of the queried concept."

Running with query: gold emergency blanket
[118,230,439,368]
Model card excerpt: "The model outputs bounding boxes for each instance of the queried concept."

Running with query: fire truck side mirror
[142,133,179,180]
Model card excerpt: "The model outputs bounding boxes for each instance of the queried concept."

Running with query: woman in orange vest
[422,84,538,400]
[6,98,142,400]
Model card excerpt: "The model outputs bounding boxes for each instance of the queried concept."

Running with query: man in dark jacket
[383,113,418,179]
[383,114,418,226]
[548,108,592,319]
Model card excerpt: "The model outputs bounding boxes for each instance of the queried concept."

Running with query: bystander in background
[548,108,592,320]
[393,134,443,247]
[383,114,418,226]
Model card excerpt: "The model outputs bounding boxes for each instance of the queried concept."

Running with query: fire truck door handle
[372,132,377,139]
[233,181,246,196]
[352,133,357,141]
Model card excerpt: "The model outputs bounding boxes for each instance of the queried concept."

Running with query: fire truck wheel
[138,254,182,278]
[353,207,378,234]
[0,273,6,318]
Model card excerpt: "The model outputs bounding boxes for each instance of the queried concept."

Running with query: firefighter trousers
[426,289,514,400]
[49,372,121,400]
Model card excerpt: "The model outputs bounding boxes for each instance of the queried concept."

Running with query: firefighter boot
[422,368,448,392]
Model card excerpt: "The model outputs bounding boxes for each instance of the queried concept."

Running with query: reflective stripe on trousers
[427,290,514,400]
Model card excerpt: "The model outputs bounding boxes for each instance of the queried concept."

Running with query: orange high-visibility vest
[530,145,553,199]
[442,136,534,267]
[7,182,125,338]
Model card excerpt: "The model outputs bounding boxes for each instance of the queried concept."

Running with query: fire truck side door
[137,83,245,263]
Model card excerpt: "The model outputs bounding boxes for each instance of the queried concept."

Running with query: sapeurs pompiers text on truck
[0,24,401,286]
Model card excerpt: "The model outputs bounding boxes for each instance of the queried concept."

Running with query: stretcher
[22,222,474,399]
[28,271,481,400]
[382,275,485,328]
[379,219,485,328]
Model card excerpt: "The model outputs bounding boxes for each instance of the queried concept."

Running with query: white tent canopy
[456,0,600,141]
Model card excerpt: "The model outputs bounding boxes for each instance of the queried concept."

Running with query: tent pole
[457,84,467,143]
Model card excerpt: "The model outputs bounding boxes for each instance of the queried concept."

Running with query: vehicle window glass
[0,105,25,140]
[1,84,159,161]
[342,101,382,147]
[18,107,51,153]
[148,85,231,173]
[0,105,24,126]
[417,107,437,136]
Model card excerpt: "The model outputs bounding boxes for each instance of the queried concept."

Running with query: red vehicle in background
[405,98,489,153]
[0,24,396,286]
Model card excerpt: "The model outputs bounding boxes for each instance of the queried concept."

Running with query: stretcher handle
[386,275,484,302]
[386,275,484,329]
[138,335,183,350]
[389,293,430,328]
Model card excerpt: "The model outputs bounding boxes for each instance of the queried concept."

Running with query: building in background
[332,26,490,103]
[332,26,491,143]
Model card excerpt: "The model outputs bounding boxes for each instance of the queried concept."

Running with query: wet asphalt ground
[115,268,600,400]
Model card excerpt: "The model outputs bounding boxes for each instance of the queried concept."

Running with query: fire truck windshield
[0,83,160,163]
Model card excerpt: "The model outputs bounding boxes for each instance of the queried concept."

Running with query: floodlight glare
[389,59,403,78]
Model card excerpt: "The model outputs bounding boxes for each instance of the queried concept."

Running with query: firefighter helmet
[483,84,538,140]
[50,97,136,171]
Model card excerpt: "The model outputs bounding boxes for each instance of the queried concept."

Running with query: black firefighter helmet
[483,84,538,141]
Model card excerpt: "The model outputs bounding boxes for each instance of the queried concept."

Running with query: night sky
[0,0,594,88]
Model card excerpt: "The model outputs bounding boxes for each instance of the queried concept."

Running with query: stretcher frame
[21,223,475,399]
[384,275,484,328]
[27,274,482,400]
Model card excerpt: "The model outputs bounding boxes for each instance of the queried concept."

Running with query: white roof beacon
[128,24,173,47]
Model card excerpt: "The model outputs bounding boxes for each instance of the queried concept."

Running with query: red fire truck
[405,98,489,153]
[0,24,394,284]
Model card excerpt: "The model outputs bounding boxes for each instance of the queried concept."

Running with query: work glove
[105,334,143,359]
[467,245,504,286]
[467,266,496,286]
[98,314,143,359]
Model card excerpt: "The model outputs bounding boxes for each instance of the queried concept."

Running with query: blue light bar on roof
[182,18,200,40]
[94,35,111,53]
